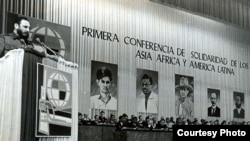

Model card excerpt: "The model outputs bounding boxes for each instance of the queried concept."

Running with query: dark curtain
[20,52,42,141]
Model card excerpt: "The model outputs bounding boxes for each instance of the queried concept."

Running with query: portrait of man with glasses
[136,72,158,114]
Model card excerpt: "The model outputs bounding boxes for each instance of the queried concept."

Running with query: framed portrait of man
[207,88,220,117]
[233,92,245,119]
[175,74,194,120]
[136,69,158,118]
[90,61,118,118]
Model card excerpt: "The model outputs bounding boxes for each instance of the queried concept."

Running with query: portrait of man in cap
[90,61,117,111]
[175,74,194,120]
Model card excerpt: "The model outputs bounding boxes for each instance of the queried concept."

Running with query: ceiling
[150,0,250,31]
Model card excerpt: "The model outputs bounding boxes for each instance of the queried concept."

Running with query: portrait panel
[175,74,194,120]
[233,92,245,119]
[136,69,158,118]
[90,61,118,118]
[207,88,220,117]
[36,64,72,137]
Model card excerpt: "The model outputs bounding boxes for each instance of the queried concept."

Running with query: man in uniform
[0,16,58,60]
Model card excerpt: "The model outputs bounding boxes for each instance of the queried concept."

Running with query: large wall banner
[136,69,159,118]
[90,61,118,118]
[207,88,221,119]
[36,64,72,137]
[76,0,250,121]
[21,0,249,121]
[175,74,194,120]
[233,92,245,119]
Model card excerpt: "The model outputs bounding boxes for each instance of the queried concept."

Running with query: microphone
[35,38,59,57]
[35,38,43,46]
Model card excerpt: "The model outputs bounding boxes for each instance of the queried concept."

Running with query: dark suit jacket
[234,108,245,118]
[116,121,124,131]
[208,106,220,117]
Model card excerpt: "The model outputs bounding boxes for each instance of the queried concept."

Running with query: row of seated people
[79,111,250,130]
[78,111,118,125]
[115,114,174,131]
[175,117,250,125]
[78,112,174,130]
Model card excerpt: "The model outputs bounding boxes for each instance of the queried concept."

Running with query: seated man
[78,113,84,125]
[116,116,125,131]
[99,111,107,123]
[156,117,167,129]
[137,115,144,128]
[92,115,100,125]
[107,114,117,125]
[82,114,92,125]
[128,116,138,128]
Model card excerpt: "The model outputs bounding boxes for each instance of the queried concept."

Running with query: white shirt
[90,93,117,110]
[137,91,158,113]
[237,108,242,114]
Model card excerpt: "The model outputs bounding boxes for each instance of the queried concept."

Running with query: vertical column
[0,0,6,33]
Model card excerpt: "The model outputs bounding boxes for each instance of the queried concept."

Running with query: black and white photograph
[136,69,158,116]
[36,64,72,137]
[4,12,71,60]
[207,88,221,117]
[1,0,250,140]
[90,61,118,117]
[233,92,245,119]
[175,74,194,120]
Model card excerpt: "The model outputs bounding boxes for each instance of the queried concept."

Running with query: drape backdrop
[1,1,250,140]
[3,0,248,121]
[48,0,248,122]
[0,51,78,141]
[0,49,24,141]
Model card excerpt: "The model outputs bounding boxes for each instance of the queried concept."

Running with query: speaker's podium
[0,49,78,141]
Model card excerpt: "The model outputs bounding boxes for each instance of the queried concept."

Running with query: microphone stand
[35,38,78,68]
[36,38,61,61]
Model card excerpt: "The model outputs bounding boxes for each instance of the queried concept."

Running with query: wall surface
[151,0,250,30]
[43,0,250,121]
[3,0,250,122]
[44,0,250,122]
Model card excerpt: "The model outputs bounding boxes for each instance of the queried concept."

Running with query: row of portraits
[90,61,245,120]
